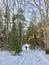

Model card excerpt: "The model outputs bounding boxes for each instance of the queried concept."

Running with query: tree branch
[25,0,38,9]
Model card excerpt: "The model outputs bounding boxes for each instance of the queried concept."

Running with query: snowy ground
[0,50,49,65]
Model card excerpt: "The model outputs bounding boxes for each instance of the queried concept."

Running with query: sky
[0,0,46,26]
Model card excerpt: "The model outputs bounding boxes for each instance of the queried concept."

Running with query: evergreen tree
[9,22,22,54]
[12,8,25,46]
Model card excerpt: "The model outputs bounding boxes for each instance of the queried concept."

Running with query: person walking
[25,46,27,50]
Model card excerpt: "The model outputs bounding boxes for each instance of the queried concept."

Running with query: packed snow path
[0,50,49,65]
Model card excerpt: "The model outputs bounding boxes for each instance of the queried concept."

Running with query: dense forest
[0,0,49,54]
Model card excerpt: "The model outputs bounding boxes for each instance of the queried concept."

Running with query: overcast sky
[0,0,46,26]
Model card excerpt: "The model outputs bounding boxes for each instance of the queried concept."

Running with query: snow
[0,50,49,65]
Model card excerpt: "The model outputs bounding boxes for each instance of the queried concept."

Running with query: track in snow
[18,50,49,65]
[0,50,49,65]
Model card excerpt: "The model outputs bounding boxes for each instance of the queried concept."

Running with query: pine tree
[9,22,22,54]
[12,8,25,46]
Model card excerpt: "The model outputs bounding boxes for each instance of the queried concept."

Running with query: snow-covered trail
[0,50,49,65]
[18,50,49,65]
